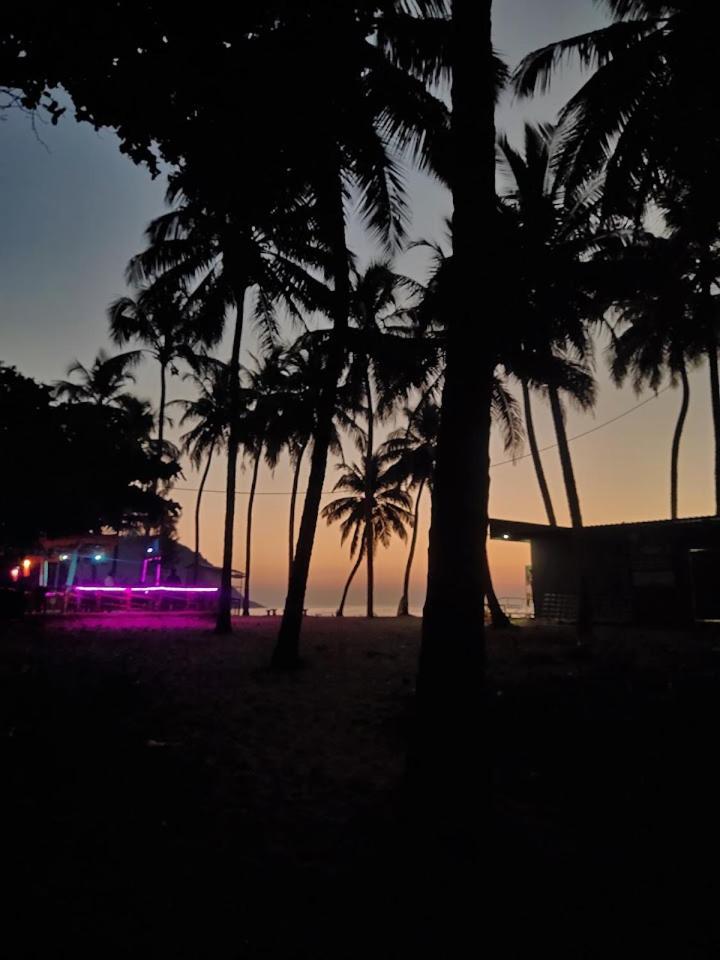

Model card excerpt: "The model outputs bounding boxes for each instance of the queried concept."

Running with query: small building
[489,516,720,626]
[9,535,250,613]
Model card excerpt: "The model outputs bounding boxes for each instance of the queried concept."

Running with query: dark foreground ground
[2,614,720,958]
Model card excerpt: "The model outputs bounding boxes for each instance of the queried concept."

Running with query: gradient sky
[1,1,714,612]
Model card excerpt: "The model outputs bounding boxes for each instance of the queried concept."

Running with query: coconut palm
[130,169,329,634]
[322,439,412,617]
[340,261,429,617]
[657,184,720,516]
[108,281,224,484]
[272,1,451,667]
[237,347,295,618]
[515,3,720,515]
[497,124,611,529]
[607,229,705,519]
[514,2,720,204]
[382,374,522,625]
[178,358,232,583]
[382,401,439,616]
[53,349,142,408]
[273,339,346,593]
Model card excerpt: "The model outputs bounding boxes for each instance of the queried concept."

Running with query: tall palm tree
[53,349,141,408]
[515,1,720,515]
[178,358,231,583]
[519,378,557,526]
[322,440,412,617]
[497,124,608,529]
[130,170,327,633]
[238,347,292,618]
[108,281,224,485]
[514,2,720,202]
[342,261,427,618]
[272,0,451,667]
[382,401,440,616]
[383,372,522,624]
[411,0,495,810]
[274,339,346,593]
[607,230,704,519]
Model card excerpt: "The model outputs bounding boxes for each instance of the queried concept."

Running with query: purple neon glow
[73,586,219,594]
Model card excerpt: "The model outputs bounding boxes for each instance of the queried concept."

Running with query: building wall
[530,524,720,626]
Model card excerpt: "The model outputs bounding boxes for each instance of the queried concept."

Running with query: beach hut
[490,516,720,626]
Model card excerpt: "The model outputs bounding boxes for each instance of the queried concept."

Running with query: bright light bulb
[94,554,103,562]
[146,547,153,554]
[9,567,20,582]
[22,558,31,571]
[503,534,510,540]
[60,554,69,561]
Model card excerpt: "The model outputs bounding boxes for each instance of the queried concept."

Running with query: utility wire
[173,385,673,496]
[490,383,673,470]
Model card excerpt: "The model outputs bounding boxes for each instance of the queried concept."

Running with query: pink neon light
[73,586,218,594]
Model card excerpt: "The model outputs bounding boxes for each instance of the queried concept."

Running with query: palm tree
[513,2,720,203]
[272,1,451,667]
[519,378,557,526]
[342,261,427,617]
[382,401,439,616]
[497,124,608,529]
[321,440,412,617]
[408,0,494,815]
[108,281,223,486]
[178,358,231,583]
[130,170,327,633]
[607,230,704,519]
[53,349,141,408]
[237,347,293,618]
[515,2,720,515]
[273,339,346,593]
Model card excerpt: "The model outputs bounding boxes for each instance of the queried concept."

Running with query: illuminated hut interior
[15,535,245,613]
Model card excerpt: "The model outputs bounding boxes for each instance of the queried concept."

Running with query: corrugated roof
[490,515,720,541]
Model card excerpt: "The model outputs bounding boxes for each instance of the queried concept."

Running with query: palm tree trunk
[364,368,375,618]
[273,164,350,669]
[242,447,262,617]
[110,534,120,577]
[707,336,720,516]
[151,360,168,502]
[337,543,364,617]
[397,479,426,616]
[411,0,494,818]
[548,385,582,528]
[483,541,510,629]
[522,379,557,526]
[193,445,214,584]
[288,441,308,592]
[215,286,247,634]
[670,363,689,520]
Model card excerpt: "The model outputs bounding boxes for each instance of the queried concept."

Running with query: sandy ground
[2,614,720,957]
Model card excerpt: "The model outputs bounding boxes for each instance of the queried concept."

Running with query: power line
[490,384,673,469]
[173,385,673,495]
[174,488,337,496]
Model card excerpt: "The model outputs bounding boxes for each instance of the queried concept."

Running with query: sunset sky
[1,1,714,613]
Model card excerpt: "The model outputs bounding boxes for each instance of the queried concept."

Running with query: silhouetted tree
[516,1,720,513]
[272,340,345,593]
[322,439,412,617]
[109,281,223,488]
[178,358,231,583]
[608,230,705,519]
[497,124,607,529]
[54,349,141,408]
[382,401,440,616]
[272,1,450,668]
[131,171,327,632]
